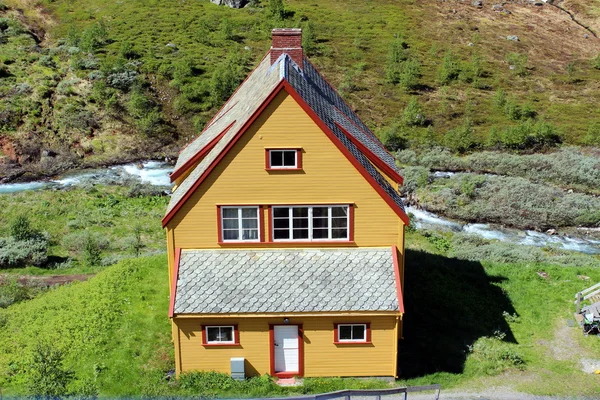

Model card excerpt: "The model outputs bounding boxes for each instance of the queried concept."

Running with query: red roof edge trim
[332,105,389,153]
[391,246,405,314]
[168,248,182,318]
[335,122,404,185]
[175,52,269,155]
[170,120,236,182]
[162,80,287,228]
[282,80,410,225]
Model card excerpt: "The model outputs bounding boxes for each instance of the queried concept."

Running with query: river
[1,162,598,255]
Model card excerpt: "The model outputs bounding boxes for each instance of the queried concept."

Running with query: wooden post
[577,292,582,314]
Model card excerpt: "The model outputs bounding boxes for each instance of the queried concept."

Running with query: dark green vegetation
[0,185,168,273]
[1,0,600,180]
[0,232,599,396]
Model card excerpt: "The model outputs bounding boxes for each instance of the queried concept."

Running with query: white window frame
[271,205,349,242]
[268,149,298,169]
[220,206,260,242]
[205,325,236,344]
[337,324,367,343]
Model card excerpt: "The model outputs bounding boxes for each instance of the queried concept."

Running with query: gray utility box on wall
[230,357,245,380]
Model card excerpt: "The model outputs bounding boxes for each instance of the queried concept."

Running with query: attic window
[266,149,302,170]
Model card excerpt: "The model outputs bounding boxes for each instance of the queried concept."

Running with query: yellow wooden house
[163,28,409,379]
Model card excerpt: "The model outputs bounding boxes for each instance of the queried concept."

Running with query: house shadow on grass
[398,250,517,377]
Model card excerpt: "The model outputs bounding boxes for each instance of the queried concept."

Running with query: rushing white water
[0,161,173,194]
[406,205,600,255]
[1,163,599,254]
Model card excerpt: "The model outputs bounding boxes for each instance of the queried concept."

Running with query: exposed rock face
[210,0,249,8]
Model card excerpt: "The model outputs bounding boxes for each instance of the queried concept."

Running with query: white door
[274,325,299,373]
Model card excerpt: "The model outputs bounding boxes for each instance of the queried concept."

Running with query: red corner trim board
[391,245,405,314]
[170,121,236,182]
[334,122,404,185]
[162,80,410,227]
[168,248,182,318]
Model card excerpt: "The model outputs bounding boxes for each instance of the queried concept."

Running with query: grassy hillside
[0,237,600,396]
[1,0,600,181]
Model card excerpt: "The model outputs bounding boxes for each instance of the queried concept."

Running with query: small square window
[266,149,301,170]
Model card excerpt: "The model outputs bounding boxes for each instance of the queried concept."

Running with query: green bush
[583,122,600,145]
[437,50,460,85]
[399,166,429,195]
[493,88,506,108]
[26,342,75,397]
[0,278,43,308]
[0,236,49,269]
[506,52,528,77]
[465,335,525,376]
[444,119,477,153]
[268,0,286,20]
[302,21,317,56]
[402,97,426,127]
[10,215,38,241]
[592,53,600,70]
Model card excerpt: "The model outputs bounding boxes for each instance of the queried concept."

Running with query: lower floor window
[336,323,368,343]
[204,325,237,344]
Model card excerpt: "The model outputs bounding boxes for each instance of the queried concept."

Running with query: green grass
[0,186,169,272]
[0,233,599,396]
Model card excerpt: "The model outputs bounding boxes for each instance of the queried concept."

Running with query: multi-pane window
[221,207,260,242]
[337,324,367,342]
[205,326,236,344]
[267,149,300,169]
[272,205,349,241]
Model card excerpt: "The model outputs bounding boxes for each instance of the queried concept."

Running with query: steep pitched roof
[163,54,407,227]
[172,247,403,315]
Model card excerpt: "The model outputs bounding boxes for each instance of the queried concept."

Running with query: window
[272,205,349,241]
[202,325,239,345]
[266,149,302,170]
[334,323,370,344]
[220,206,260,242]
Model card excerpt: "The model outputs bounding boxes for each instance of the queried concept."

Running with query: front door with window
[273,325,299,374]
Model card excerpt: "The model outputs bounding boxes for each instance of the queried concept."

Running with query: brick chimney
[270,28,303,68]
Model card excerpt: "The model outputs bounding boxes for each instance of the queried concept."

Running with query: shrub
[79,22,109,53]
[83,234,102,267]
[268,0,286,20]
[219,18,234,41]
[209,52,248,106]
[0,237,48,268]
[106,70,138,91]
[399,166,429,195]
[465,336,525,376]
[583,122,600,145]
[385,37,410,84]
[398,58,421,89]
[26,342,75,397]
[437,50,460,85]
[0,277,41,308]
[302,21,317,56]
[10,215,38,241]
[444,119,477,153]
[506,52,528,77]
[61,231,109,265]
[592,53,600,70]
[402,97,426,127]
[493,88,506,108]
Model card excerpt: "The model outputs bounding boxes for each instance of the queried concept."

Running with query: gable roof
[171,247,403,315]
[163,54,408,227]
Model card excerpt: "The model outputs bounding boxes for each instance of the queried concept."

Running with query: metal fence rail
[265,384,441,400]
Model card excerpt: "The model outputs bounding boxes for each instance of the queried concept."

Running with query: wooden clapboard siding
[167,90,403,253]
[174,315,398,377]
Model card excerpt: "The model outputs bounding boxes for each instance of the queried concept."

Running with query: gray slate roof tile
[174,248,400,315]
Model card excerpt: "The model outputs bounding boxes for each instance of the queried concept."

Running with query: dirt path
[1,273,95,287]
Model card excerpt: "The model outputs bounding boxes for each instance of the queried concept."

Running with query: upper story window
[266,149,302,170]
[272,205,349,241]
[220,206,260,242]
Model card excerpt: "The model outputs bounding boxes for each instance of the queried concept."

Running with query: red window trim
[266,204,354,243]
[333,323,371,345]
[201,324,240,346]
[269,324,304,378]
[217,205,264,243]
[265,148,303,171]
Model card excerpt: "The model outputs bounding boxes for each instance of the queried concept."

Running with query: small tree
[83,234,102,267]
[506,52,528,77]
[437,50,460,85]
[268,0,286,20]
[302,21,317,56]
[9,215,37,241]
[592,53,600,70]
[402,97,426,127]
[26,342,74,397]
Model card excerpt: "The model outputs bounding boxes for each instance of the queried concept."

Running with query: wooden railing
[265,384,441,400]
[575,282,600,313]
